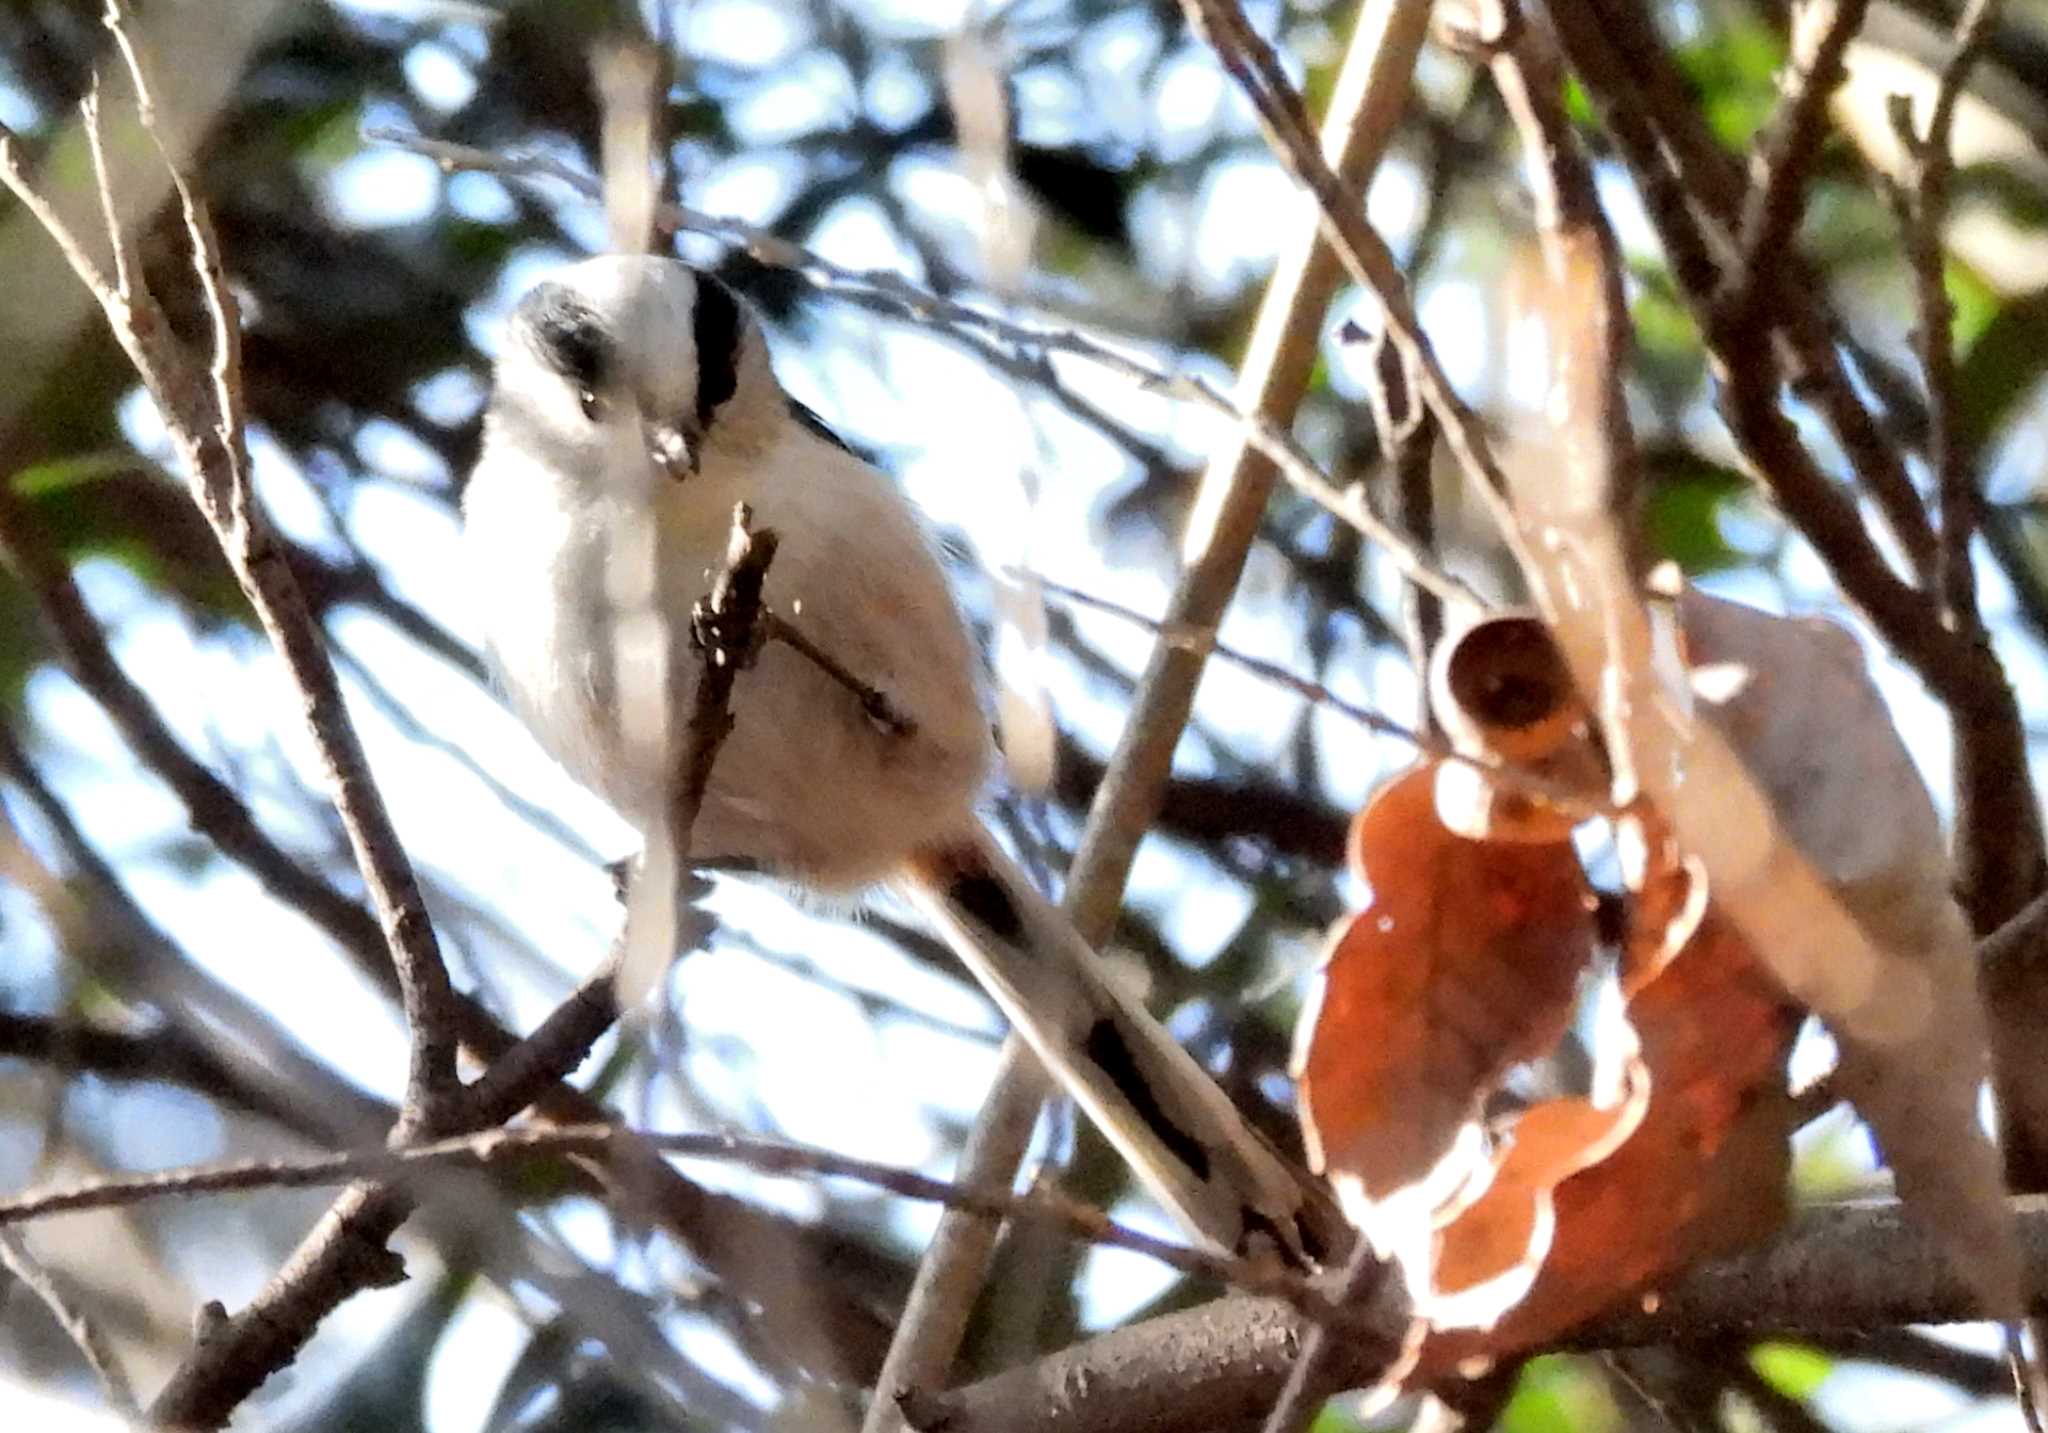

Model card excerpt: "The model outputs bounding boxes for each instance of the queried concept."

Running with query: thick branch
[919,1199,2048,1433]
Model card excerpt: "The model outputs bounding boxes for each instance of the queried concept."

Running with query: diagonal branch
[370,127,1470,614]
[1178,0,1526,563]
[0,7,463,1130]
[915,1197,2048,1433]
[143,506,774,1429]
[0,1227,140,1417]
[860,4,1432,1426]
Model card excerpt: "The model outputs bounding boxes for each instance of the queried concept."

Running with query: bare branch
[918,1198,2048,1433]
[1176,0,1527,559]
[1718,0,1875,392]
[1892,0,2002,631]
[1359,327,1441,709]
[1541,0,1947,650]
[1540,1,2048,1053]
[851,2,1441,1424]
[864,4,1428,1423]
[0,1124,1335,1314]
[367,127,1472,614]
[0,2,465,1129]
[0,1227,140,1418]
[144,498,769,1428]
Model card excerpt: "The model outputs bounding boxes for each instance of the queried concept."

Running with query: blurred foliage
[0,0,2042,1429]
[1495,1356,1624,1433]
[1749,1342,1835,1402]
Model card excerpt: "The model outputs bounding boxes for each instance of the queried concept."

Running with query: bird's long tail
[899,827,1338,1268]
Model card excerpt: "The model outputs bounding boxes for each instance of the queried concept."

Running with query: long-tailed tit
[465,255,1330,1265]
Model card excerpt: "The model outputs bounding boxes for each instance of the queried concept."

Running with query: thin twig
[864,7,1427,1421]
[1892,0,2003,629]
[1540,0,1947,656]
[1259,1240,1410,1433]
[1868,0,2048,1188]
[1544,0,2047,969]
[5,49,872,1417]
[1570,0,1940,581]
[0,1123,1341,1315]
[365,126,1473,612]
[765,608,916,737]
[0,432,771,1192]
[0,1227,140,1417]
[0,2,465,1129]
[679,504,778,844]
[7,17,469,1404]
[17,142,769,1426]
[1718,0,1875,399]
[142,502,768,1428]
[1177,0,1528,564]
[1359,326,1441,715]
[1035,575,1616,817]
[1034,576,1429,744]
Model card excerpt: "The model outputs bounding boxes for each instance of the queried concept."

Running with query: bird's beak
[645,417,699,481]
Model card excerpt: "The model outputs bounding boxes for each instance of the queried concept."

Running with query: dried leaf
[1428,1061,1649,1329]
[1681,589,2020,1323]
[1296,760,1596,1275]
[1422,878,1799,1366]
[1502,228,2022,1327]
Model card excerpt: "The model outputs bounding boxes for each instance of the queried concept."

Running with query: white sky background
[2,0,2045,1426]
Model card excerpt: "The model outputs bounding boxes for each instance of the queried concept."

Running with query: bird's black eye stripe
[693,274,742,431]
[522,283,612,396]
[785,396,857,455]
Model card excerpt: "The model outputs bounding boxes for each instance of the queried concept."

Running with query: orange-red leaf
[1420,884,1798,1369]
[1429,1062,1650,1329]
[1297,761,1597,1254]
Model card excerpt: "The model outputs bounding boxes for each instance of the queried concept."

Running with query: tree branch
[369,128,1467,609]
[0,1124,1332,1313]
[864,4,1432,1424]
[0,1227,140,1417]
[916,1198,2048,1433]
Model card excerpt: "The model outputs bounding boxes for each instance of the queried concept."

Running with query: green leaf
[9,459,246,620]
[1500,1355,1623,1433]
[1946,259,2000,352]
[1563,77,1595,128]
[1630,268,1707,412]
[1956,286,2048,462]
[1306,1399,1370,1433]
[284,97,366,167]
[446,218,525,265]
[1675,17,1784,149]
[10,451,147,497]
[1750,1341,1833,1400]
[1643,448,1754,574]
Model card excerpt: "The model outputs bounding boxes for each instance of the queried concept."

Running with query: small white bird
[464,254,1331,1266]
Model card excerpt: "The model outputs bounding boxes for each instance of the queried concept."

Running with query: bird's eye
[518,282,615,420]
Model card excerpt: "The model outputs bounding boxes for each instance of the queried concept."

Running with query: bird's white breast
[465,425,994,888]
